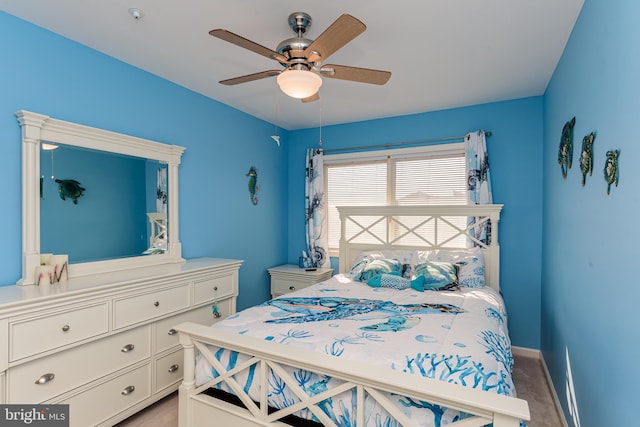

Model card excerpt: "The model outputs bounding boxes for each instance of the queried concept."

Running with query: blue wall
[0,11,288,310]
[542,0,638,425]
[287,98,544,349]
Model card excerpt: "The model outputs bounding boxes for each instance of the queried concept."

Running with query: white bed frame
[175,204,530,427]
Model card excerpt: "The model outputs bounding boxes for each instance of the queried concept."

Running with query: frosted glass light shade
[276,69,322,99]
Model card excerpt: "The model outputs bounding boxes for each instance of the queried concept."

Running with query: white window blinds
[325,144,466,252]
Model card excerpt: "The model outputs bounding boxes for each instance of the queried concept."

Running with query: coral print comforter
[194,274,517,426]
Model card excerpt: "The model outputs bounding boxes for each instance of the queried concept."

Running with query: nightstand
[267,264,334,298]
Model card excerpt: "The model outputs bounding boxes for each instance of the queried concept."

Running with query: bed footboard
[176,322,529,427]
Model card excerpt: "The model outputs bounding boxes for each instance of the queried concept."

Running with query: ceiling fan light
[277,69,322,99]
[41,143,59,151]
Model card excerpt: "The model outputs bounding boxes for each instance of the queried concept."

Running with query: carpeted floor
[511,354,565,427]
[116,354,564,427]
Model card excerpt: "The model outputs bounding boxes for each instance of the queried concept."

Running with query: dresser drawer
[271,278,312,296]
[155,348,183,393]
[193,274,235,305]
[64,363,151,427]
[114,284,190,330]
[10,303,109,361]
[155,305,219,353]
[7,325,150,403]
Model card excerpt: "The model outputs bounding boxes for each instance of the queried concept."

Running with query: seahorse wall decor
[558,117,576,178]
[579,132,596,186]
[246,166,259,205]
[604,149,620,195]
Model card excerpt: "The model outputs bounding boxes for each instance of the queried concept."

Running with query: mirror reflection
[40,143,168,264]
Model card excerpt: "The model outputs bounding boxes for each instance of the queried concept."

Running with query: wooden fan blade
[303,14,366,63]
[320,64,391,85]
[219,70,281,85]
[209,29,288,63]
[301,93,320,103]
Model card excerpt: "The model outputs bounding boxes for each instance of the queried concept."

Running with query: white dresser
[0,257,242,426]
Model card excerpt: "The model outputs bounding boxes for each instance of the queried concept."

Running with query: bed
[175,204,530,427]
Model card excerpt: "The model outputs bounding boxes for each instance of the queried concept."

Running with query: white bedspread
[195,274,517,426]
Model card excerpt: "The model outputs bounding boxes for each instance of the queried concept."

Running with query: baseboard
[512,346,569,427]
[511,345,540,359]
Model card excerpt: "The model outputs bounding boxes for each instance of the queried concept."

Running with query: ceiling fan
[209,12,391,102]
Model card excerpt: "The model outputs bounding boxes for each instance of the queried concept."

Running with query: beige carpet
[116,354,564,427]
[512,355,565,427]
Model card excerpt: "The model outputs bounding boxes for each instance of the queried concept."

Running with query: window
[324,144,467,254]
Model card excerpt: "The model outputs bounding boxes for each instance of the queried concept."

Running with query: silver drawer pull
[168,364,179,373]
[213,286,218,291]
[213,311,222,318]
[121,385,135,395]
[61,325,70,332]
[168,328,177,336]
[121,344,135,353]
[289,286,296,291]
[154,301,160,307]
[35,373,55,385]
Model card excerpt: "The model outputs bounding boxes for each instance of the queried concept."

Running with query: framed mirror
[17,110,185,285]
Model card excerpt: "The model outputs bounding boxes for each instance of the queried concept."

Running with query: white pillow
[426,247,486,288]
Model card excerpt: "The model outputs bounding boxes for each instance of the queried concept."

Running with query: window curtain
[465,130,493,246]
[305,148,329,267]
[156,167,167,213]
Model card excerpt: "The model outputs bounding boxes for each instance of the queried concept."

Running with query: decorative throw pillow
[349,251,422,280]
[426,247,486,288]
[413,261,459,291]
[366,272,424,291]
[354,258,403,282]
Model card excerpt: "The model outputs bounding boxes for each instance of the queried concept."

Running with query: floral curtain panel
[156,167,167,213]
[465,130,493,246]
[305,148,329,268]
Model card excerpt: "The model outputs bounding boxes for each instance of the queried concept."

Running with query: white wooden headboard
[337,205,503,292]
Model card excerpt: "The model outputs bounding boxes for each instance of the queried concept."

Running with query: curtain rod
[321,131,492,154]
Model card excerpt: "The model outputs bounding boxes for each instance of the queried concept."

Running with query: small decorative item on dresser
[50,254,68,283]
[604,149,620,195]
[579,132,596,186]
[35,265,55,286]
[34,253,68,285]
[298,252,313,268]
[558,117,576,178]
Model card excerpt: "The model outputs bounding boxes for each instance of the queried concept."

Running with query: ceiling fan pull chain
[318,99,323,148]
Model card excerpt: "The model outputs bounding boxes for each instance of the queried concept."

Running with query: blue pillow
[354,258,403,282]
[413,261,459,291]
[367,272,424,291]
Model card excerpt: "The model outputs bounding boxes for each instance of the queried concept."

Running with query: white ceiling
[1,0,584,130]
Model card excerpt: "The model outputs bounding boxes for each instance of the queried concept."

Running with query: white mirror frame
[16,110,186,285]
